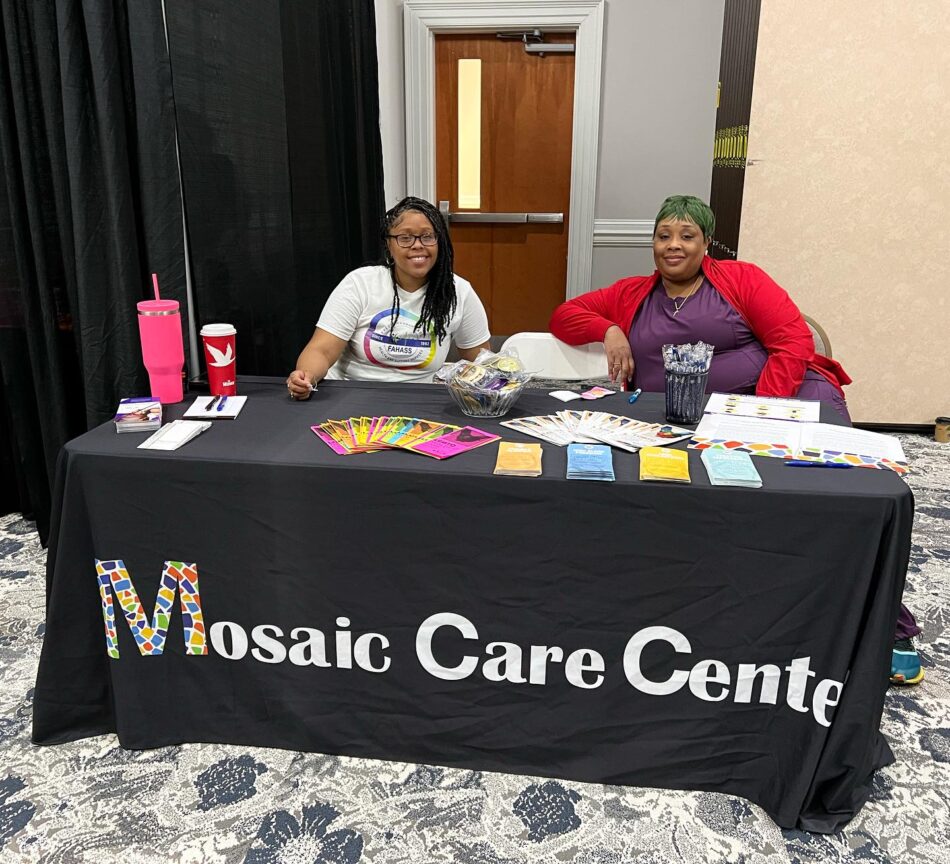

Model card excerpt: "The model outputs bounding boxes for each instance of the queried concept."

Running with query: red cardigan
[549,257,850,397]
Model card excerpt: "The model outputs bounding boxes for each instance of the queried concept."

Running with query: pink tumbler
[137,299,185,404]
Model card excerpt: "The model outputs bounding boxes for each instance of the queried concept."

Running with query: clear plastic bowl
[445,379,528,418]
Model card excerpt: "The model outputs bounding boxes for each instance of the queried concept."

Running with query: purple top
[629,279,766,394]
[627,277,851,421]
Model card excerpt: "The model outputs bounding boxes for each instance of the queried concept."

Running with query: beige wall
[739,2,949,424]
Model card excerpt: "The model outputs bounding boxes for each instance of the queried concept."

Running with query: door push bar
[439,201,563,224]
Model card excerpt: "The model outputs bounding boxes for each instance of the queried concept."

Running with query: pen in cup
[205,396,219,412]
[628,388,642,404]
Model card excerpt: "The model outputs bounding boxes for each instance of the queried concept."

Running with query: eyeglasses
[387,232,438,248]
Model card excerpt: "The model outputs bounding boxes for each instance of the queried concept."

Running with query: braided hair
[381,196,457,344]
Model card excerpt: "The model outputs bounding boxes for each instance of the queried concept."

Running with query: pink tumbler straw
[137,273,185,404]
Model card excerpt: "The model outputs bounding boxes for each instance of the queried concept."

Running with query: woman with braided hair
[287,196,490,396]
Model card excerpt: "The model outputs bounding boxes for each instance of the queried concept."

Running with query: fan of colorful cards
[311,416,500,459]
[501,410,692,453]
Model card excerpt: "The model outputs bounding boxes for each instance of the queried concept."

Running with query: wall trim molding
[592,219,654,247]
[403,0,605,299]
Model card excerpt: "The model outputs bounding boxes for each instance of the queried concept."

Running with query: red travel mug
[201,323,237,396]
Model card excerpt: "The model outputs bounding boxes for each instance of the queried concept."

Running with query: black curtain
[708,0,761,260]
[164,0,385,377]
[0,0,184,541]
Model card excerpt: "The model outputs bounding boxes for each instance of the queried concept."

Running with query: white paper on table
[548,390,583,402]
[182,395,247,419]
[799,423,906,462]
[138,420,212,450]
[692,414,803,451]
[693,415,907,466]
[703,392,820,423]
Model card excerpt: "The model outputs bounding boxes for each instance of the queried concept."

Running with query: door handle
[439,201,563,224]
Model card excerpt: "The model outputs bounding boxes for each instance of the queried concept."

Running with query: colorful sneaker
[890,638,924,686]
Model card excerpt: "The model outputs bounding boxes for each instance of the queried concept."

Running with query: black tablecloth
[33,379,913,832]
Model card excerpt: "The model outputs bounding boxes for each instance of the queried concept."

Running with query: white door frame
[403,0,605,301]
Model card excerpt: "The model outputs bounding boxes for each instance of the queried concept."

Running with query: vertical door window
[457,59,481,209]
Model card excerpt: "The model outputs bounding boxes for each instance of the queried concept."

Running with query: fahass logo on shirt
[364,307,437,369]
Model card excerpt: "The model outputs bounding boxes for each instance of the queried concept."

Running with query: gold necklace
[669,275,703,317]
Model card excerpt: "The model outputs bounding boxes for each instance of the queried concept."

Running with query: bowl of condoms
[436,350,532,418]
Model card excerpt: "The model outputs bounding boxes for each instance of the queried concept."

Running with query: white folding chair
[803,315,832,357]
[499,332,608,380]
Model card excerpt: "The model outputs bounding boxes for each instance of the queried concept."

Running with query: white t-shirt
[317,266,491,383]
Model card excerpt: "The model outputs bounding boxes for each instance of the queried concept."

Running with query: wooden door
[435,33,575,336]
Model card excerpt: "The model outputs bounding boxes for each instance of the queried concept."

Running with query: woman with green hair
[550,194,850,418]
[550,194,924,686]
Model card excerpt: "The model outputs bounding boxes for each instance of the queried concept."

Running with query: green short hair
[653,195,715,240]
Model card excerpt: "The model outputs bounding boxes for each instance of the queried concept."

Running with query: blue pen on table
[205,396,219,411]
[785,460,853,469]
[216,396,228,412]
[628,388,642,404]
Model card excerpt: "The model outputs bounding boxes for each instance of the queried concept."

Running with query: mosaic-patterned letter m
[96,559,207,658]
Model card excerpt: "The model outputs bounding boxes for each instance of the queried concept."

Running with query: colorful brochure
[411,426,500,459]
[114,397,162,433]
[310,426,350,455]
[502,411,691,452]
[690,414,908,473]
[310,416,496,460]
[580,386,617,400]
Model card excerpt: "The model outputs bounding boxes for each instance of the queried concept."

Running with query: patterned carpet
[0,434,948,863]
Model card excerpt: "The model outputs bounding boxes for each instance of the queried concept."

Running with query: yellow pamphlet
[494,441,543,477]
[639,446,691,483]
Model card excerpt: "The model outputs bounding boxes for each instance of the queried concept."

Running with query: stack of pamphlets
[566,443,615,481]
[639,447,691,483]
[494,442,543,477]
[701,448,762,488]
[114,397,162,433]
[501,410,691,452]
[137,420,212,451]
[311,415,499,459]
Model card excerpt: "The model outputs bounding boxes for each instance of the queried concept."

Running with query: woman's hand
[287,369,314,400]
[287,328,348,398]
[603,325,634,385]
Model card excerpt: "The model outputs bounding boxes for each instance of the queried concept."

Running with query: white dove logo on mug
[206,343,234,367]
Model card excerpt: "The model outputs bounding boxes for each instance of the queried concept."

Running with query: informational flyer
[703,393,820,423]
[690,414,908,473]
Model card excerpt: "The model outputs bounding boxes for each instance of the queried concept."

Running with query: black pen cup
[664,370,708,424]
